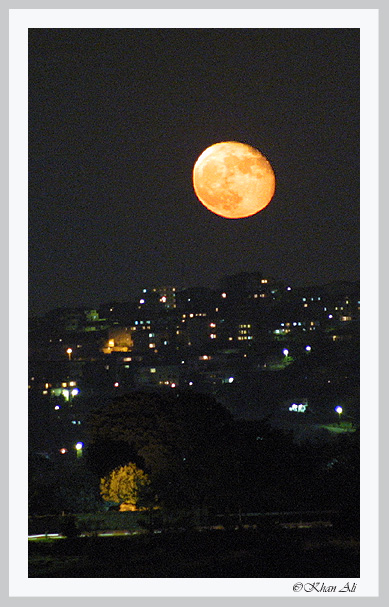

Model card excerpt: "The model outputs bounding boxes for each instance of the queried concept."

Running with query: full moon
[192,141,276,219]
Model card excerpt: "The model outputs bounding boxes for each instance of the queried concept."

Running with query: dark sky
[29,28,359,317]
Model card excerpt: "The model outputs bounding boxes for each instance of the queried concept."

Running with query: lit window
[150,368,156,373]
[62,382,67,388]
[149,343,156,348]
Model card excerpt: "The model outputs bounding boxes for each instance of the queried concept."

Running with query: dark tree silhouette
[86,390,236,509]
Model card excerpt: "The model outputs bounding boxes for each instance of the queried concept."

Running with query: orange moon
[192,141,276,219]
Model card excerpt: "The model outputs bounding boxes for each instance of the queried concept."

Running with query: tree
[100,462,150,511]
[87,390,236,510]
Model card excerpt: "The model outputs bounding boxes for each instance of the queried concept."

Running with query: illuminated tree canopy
[100,462,150,511]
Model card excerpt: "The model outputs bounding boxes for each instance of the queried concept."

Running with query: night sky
[29,28,360,317]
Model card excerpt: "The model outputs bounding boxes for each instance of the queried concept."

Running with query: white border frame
[9,8,379,598]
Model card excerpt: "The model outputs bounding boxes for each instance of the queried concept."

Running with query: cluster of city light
[59,442,84,457]
[289,403,308,413]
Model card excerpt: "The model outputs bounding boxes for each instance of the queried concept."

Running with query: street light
[75,441,84,458]
[66,348,73,361]
[334,406,343,421]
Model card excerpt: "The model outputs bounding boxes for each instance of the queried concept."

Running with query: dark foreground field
[29,528,359,578]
